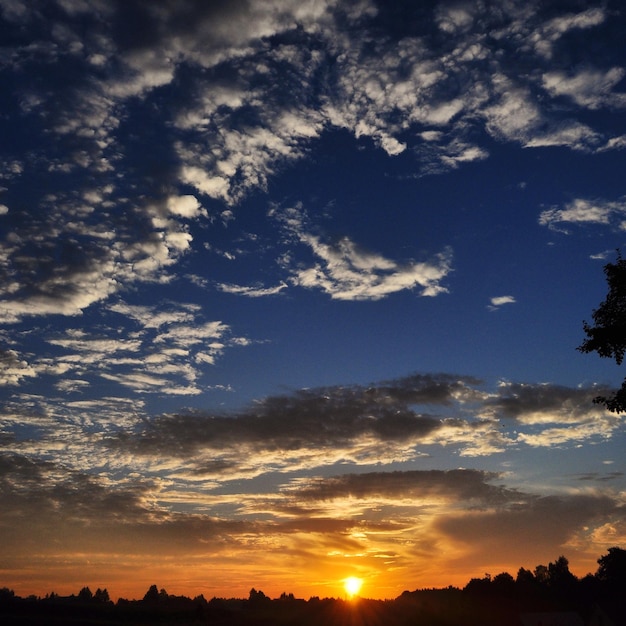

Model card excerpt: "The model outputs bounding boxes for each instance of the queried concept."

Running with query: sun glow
[344,576,363,598]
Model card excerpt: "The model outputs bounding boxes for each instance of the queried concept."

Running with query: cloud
[2,373,611,491]
[110,376,457,477]
[480,381,621,447]
[216,282,289,297]
[273,205,453,300]
[109,302,201,329]
[0,185,207,323]
[488,295,516,310]
[292,235,453,300]
[0,301,250,398]
[100,374,619,480]
[165,195,206,219]
[539,197,626,232]
[287,469,515,505]
[2,445,623,596]
[2,2,626,596]
[531,7,607,59]
[435,492,619,569]
[0,349,37,386]
[542,67,626,110]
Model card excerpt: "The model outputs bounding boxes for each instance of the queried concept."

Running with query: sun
[344,576,363,598]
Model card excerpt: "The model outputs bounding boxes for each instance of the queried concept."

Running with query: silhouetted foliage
[596,546,626,592]
[491,571,515,596]
[463,574,492,595]
[534,563,549,585]
[142,583,162,604]
[547,556,578,597]
[516,567,535,585]
[77,586,93,601]
[579,252,626,411]
[0,588,15,604]
[248,587,270,606]
[93,587,111,603]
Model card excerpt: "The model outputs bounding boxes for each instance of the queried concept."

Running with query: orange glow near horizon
[2,554,613,604]
[2,537,617,603]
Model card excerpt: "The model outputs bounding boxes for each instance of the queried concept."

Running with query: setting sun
[344,576,363,598]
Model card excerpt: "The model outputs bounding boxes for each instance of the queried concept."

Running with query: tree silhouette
[546,555,577,596]
[579,252,626,412]
[94,588,110,603]
[596,546,626,592]
[77,586,93,601]
[143,584,160,603]
[248,588,270,605]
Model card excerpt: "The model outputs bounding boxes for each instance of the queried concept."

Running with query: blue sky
[1,0,626,601]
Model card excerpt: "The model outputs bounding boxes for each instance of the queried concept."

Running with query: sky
[1,0,626,602]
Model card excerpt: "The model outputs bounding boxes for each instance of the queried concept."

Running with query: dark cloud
[436,493,620,564]
[288,469,515,505]
[484,382,610,422]
[112,374,479,456]
[0,453,148,522]
[0,451,254,557]
[576,471,624,482]
[104,374,618,469]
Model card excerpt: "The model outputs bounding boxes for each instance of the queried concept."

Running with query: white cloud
[48,331,143,358]
[0,258,120,324]
[599,134,626,151]
[109,302,200,329]
[531,7,607,59]
[0,302,251,397]
[56,379,90,393]
[483,79,544,144]
[154,320,228,347]
[273,205,452,300]
[542,67,626,110]
[166,195,206,219]
[0,349,37,385]
[435,4,475,34]
[523,121,601,151]
[179,165,231,202]
[217,282,289,298]
[100,371,201,395]
[539,198,626,231]
[489,296,516,310]
[516,417,620,447]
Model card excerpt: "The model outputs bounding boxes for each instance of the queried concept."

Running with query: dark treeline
[1,547,625,625]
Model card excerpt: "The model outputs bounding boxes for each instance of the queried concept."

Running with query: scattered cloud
[1,1,624,324]
[0,302,249,397]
